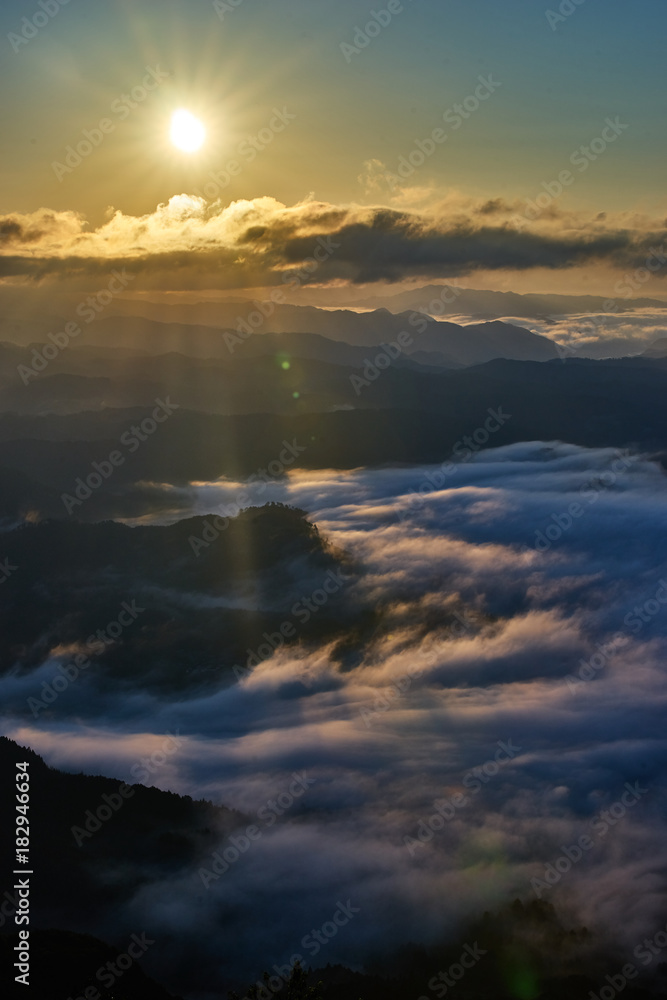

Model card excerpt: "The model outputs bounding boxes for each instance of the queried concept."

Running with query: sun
[170,109,206,153]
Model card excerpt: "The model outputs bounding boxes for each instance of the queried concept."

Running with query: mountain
[0,310,563,419]
[1,357,667,484]
[0,738,660,1000]
[0,734,239,997]
[642,337,667,358]
[0,505,356,697]
[0,466,64,522]
[405,318,559,363]
[0,307,560,395]
[0,930,184,1000]
[95,303,560,363]
[351,284,667,318]
[0,325,556,418]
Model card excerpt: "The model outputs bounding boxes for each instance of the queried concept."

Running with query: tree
[229,962,324,1000]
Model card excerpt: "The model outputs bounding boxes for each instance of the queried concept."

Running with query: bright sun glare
[170,109,206,152]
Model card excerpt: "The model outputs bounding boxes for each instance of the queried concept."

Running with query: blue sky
[1,0,664,220]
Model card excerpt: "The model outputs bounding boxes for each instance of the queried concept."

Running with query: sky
[1,7,667,986]
[1,0,666,296]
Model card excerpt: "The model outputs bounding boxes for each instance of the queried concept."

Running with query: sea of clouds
[3,441,667,993]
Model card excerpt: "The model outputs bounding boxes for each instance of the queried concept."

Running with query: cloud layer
[1,195,666,289]
[2,442,667,988]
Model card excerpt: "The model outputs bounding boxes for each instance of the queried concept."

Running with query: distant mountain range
[0,309,566,418]
[349,284,667,318]
[0,357,666,498]
[43,306,562,365]
[4,291,665,399]
[1,322,666,424]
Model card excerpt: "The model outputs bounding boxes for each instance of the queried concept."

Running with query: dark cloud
[0,197,664,289]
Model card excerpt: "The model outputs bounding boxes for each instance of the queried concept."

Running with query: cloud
[497,309,667,358]
[2,442,667,985]
[1,195,665,289]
